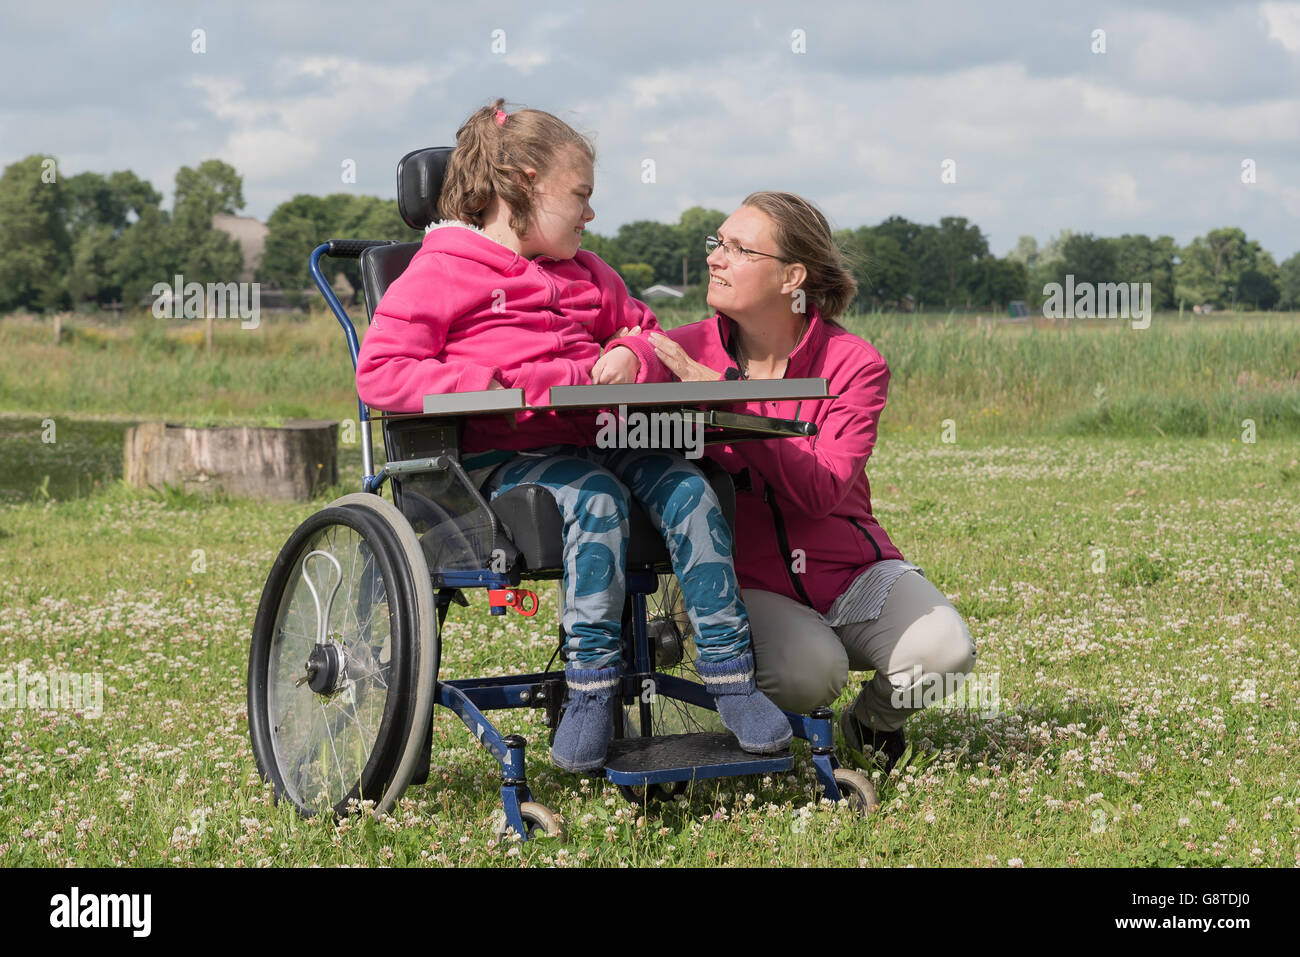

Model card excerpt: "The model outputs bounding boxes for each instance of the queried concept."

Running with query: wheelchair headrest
[396,147,454,230]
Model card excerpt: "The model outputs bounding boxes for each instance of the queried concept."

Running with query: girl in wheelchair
[355,99,791,772]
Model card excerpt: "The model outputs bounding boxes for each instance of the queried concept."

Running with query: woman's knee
[883,573,977,680]
[927,604,977,679]
[745,590,849,713]
[757,648,848,715]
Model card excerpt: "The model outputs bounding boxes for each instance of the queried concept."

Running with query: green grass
[0,311,362,426]
[0,432,1296,866]
[1,309,1297,866]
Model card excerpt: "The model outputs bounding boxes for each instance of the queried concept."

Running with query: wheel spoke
[317,697,349,798]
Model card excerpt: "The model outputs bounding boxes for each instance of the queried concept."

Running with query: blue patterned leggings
[482,446,751,668]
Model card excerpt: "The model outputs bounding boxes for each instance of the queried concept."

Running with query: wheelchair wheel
[622,573,726,738]
[328,493,439,815]
[248,505,418,818]
[832,767,880,816]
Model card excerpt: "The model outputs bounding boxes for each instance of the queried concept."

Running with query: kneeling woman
[652,192,977,772]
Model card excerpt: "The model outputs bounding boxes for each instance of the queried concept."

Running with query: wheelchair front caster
[496,802,566,842]
[832,767,880,816]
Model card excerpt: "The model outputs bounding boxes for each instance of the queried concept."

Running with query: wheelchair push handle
[326,238,397,259]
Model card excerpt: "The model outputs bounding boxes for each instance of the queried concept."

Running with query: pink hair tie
[494,109,508,127]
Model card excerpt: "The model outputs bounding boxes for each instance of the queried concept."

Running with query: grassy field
[0,309,1297,867]
[4,307,1299,440]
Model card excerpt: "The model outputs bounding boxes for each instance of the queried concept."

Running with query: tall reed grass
[658,308,1300,439]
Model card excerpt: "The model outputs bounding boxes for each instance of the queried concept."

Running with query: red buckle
[488,588,539,617]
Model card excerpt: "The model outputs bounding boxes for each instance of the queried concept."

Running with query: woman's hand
[650,332,722,382]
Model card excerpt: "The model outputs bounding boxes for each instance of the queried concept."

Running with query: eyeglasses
[704,236,790,264]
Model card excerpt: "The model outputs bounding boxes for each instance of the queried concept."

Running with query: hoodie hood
[421,219,530,276]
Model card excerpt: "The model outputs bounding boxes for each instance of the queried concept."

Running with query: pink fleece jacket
[356,222,671,452]
[666,309,905,615]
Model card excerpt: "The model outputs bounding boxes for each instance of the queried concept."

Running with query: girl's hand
[590,345,640,384]
[650,332,722,382]
[484,378,518,428]
[605,325,641,347]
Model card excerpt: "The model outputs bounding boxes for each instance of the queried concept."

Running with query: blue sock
[696,651,793,753]
[552,661,621,772]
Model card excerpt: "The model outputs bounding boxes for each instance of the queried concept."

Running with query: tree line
[2,153,1298,315]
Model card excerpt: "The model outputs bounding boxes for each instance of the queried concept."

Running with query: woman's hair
[741,191,857,320]
[437,98,595,237]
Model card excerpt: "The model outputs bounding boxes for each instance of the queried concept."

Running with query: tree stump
[124,419,339,502]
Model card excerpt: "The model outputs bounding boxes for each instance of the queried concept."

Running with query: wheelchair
[246,147,878,840]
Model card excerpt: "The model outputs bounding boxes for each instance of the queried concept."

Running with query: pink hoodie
[665,309,906,615]
[356,222,671,452]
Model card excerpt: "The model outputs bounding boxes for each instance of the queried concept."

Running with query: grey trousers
[744,571,977,732]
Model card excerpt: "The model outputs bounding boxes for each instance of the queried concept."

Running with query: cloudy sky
[3,0,1299,260]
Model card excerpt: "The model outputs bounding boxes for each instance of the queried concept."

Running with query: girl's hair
[437,98,595,237]
[741,191,857,321]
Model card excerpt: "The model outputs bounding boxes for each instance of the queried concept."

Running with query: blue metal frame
[421,569,846,831]
[303,239,851,841]
[308,242,380,490]
[309,243,364,370]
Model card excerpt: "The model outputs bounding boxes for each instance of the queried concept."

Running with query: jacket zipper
[534,259,559,304]
[849,516,883,562]
[764,486,814,607]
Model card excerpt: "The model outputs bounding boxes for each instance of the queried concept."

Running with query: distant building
[879,294,916,313]
[211,213,269,283]
[640,284,689,301]
[331,272,355,300]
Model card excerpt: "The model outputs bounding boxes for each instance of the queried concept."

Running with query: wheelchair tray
[375,379,830,446]
[547,378,831,408]
[374,380,829,449]
[374,379,832,420]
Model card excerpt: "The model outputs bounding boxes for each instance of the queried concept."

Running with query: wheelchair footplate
[603,733,792,788]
